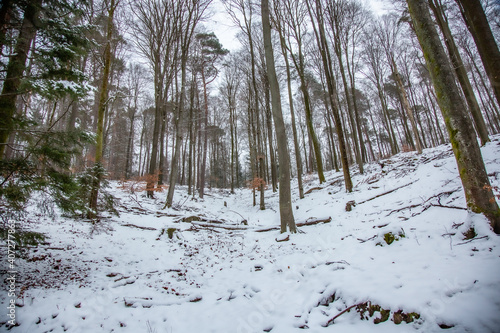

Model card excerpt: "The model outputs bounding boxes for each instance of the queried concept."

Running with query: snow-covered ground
[2,137,500,333]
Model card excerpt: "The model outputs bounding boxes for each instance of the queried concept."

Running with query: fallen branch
[325,260,350,266]
[357,235,377,243]
[176,215,226,224]
[191,221,248,231]
[429,203,467,211]
[357,181,416,205]
[386,204,423,216]
[155,212,181,218]
[456,235,488,245]
[122,224,157,231]
[254,226,279,232]
[255,217,332,232]
[305,186,323,195]
[226,210,248,225]
[297,217,332,227]
[324,302,366,326]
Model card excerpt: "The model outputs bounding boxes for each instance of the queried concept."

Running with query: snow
[2,137,500,332]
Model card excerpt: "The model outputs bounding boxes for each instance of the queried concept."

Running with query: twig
[325,260,350,266]
[386,204,422,216]
[226,210,247,222]
[429,203,466,210]
[357,181,416,205]
[324,302,366,326]
[129,194,144,209]
[357,235,377,243]
[456,235,488,245]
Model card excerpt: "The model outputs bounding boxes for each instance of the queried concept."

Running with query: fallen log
[297,217,332,227]
[305,186,323,195]
[255,217,332,232]
[122,224,157,231]
[190,221,249,231]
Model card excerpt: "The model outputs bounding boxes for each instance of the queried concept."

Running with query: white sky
[207,0,388,53]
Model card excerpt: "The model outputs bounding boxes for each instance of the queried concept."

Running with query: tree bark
[307,0,352,192]
[455,0,500,109]
[261,0,296,233]
[407,0,500,233]
[0,0,41,160]
[429,0,490,146]
[89,0,117,218]
[279,32,304,199]
[390,55,423,154]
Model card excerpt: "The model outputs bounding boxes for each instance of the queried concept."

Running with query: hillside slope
[2,137,500,332]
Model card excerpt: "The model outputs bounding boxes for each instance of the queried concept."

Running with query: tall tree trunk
[280,34,304,199]
[455,0,500,109]
[407,0,500,233]
[199,68,209,198]
[89,0,116,218]
[429,0,489,146]
[333,34,363,172]
[165,67,186,208]
[307,0,352,192]
[0,0,41,159]
[261,0,296,233]
[124,114,135,179]
[158,106,167,186]
[0,0,14,56]
[264,77,278,192]
[391,55,422,154]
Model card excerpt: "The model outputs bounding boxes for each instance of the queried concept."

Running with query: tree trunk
[264,77,278,192]
[261,0,296,233]
[89,0,116,218]
[391,55,422,154]
[199,68,209,198]
[158,105,167,186]
[280,34,304,199]
[455,0,500,109]
[334,37,364,172]
[165,68,186,208]
[407,0,500,233]
[0,0,13,56]
[124,114,135,179]
[307,0,352,192]
[430,0,489,146]
[0,0,41,159]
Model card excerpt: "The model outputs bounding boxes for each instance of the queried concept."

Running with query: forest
[1,0,500,228]
[1,0,500,332]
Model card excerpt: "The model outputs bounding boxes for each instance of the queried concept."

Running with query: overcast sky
[206,0,389,52]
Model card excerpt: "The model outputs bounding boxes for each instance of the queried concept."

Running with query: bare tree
[165,0,213,208]
[130,0,182,198]
[89,0,120,218]
[279,0,326,184]
[261,0,296,233]
[306,0,353,192]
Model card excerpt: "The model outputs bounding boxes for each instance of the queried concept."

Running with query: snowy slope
[2,137,500,333]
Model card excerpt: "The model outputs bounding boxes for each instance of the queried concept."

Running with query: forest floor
[2,137,500,333]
